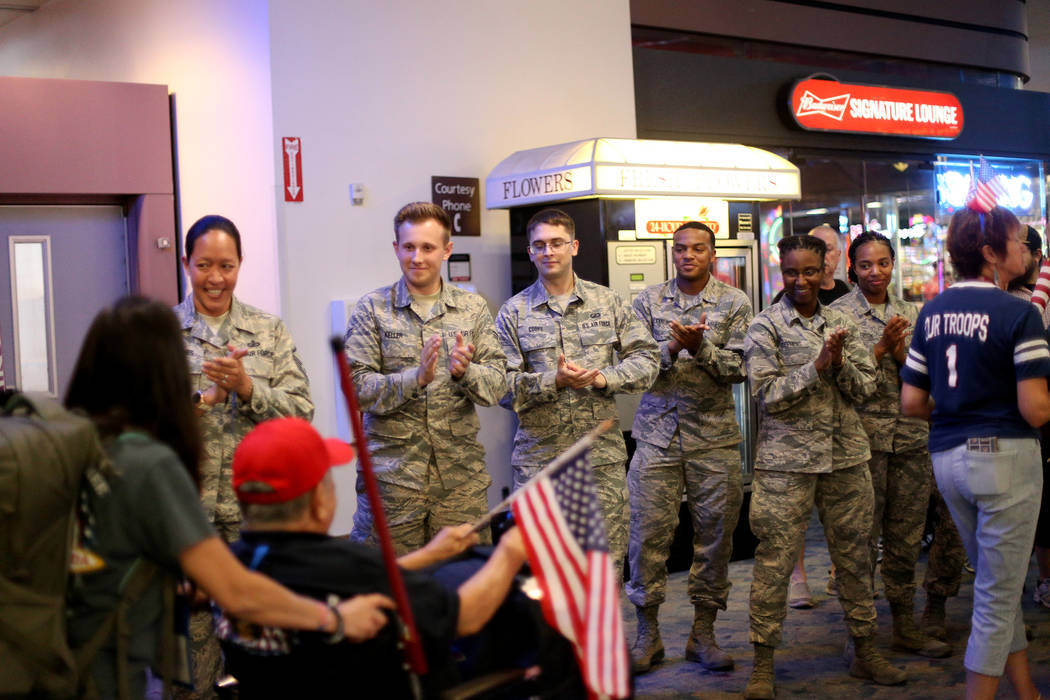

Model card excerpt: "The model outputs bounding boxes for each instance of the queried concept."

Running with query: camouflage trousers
[350,452,492,555]
[868,449,931,605]
[626,440,742,610]
[749,464,876,646]
[514,460,629,586]
[923,479,965,598]
[173,521,240,700]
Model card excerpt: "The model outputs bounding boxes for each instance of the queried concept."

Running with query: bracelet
[323,595,345,645]
[314,600,330,632]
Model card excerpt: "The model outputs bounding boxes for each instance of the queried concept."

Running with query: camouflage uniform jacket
[495,276,659,467]
[343,279,506,487]
[830,286,927,453]
[744,298,876,474]
[631,276,753,451]
[174,295,314,523]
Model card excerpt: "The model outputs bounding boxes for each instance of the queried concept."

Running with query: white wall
[0,0,637,534]
[267,0,637,531]
[0,0,283,314]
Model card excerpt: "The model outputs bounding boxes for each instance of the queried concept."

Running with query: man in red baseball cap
[232,415,357,505]
[217,417,582,697]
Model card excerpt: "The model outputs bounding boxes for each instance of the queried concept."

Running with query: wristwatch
[192,391,204,408]
[324,595,346,645]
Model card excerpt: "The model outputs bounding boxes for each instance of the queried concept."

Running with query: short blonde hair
[393,202,451,243]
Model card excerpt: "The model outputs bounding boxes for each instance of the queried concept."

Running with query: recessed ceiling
[0,1,50,30]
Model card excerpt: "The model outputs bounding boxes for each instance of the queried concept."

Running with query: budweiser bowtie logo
[795,90,850,121]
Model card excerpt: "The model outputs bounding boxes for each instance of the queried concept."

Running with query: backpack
[0,392,176,700]
[0,391,101,697]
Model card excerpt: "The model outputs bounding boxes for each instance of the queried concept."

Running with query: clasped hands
[555,354,607,389]
[666,313,710,356]
[200,343,254,406]
[814,328,849,371]
[873,315,910,363]
[418,332,474,387]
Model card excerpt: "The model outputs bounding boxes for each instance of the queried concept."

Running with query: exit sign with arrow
[282,137,303,202]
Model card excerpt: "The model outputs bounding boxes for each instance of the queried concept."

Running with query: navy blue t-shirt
[901,280,1050,452]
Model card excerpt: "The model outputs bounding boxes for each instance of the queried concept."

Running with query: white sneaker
[788,579,814,609]
[1035,577,1050,609]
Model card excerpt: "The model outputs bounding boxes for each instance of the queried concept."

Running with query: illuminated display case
[756,157,937,305]
[757,156,1047,306]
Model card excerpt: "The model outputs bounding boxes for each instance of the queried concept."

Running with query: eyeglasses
[527,239,572,255]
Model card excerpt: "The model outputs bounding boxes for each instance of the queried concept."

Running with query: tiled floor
[626,514,1050,699]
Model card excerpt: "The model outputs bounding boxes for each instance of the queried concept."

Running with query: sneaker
[788,579,814,609]
[825,570,839,597]
[1035,577,1050,609]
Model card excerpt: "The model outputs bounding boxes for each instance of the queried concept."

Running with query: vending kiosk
[486,137,802,488]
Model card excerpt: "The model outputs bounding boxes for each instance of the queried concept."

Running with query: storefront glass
[758,154,1046,308]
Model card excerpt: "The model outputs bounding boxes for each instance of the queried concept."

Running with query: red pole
[330,337,428,677]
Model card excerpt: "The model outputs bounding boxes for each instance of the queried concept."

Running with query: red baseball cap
[233,417,355,505]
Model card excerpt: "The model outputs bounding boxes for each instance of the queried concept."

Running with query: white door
[0,205,129,398]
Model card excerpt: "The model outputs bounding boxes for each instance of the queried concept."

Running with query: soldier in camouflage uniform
[344,202,505,554]
[831,232,950,659]
[495,208,658,583]
[625,222,752,674]
[742,235,905,700]
[175,215,314,699]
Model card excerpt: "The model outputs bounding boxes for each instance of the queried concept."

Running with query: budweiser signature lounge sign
[788,77,963,140]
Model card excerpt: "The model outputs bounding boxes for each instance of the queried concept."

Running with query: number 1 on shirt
[946,344,958,388]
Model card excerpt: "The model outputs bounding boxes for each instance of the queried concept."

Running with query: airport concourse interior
[1,1,1050,699]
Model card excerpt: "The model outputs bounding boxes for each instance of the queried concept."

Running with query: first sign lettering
[788,77,963,140]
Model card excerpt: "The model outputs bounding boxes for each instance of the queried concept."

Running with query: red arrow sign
[282,137,303,202]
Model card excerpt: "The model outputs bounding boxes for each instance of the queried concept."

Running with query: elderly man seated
[215,417,581,698]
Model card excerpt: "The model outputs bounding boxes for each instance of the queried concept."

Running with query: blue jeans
[931,437,1042,676]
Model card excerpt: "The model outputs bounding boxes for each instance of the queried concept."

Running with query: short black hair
[777,234,826,266]
[674,221,716,248]
[186,215,243,260]
[526,208,575,240]
[846,231,894,283]
[1025,225,1042,255]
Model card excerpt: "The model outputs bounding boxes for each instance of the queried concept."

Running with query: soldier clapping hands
[555,354,607,389]
[815,327,849,370]
[667,313,711,355]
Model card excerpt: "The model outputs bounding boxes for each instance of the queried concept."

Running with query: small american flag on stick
[511,439,630,699]
[966,155,1007,213]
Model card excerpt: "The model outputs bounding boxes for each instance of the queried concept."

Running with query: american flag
[966,155,1007,213]
[1033,261,1050,311]
[511,445,629,699]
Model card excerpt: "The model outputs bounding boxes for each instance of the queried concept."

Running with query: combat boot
[845,636,907,685]
[630,605,664,674]
[684,604,733,670]
[889,600,951,658]
[921,593,947,642]
[743,643,775,699]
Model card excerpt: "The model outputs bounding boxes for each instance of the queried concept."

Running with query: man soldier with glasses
[495,208,659,583]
